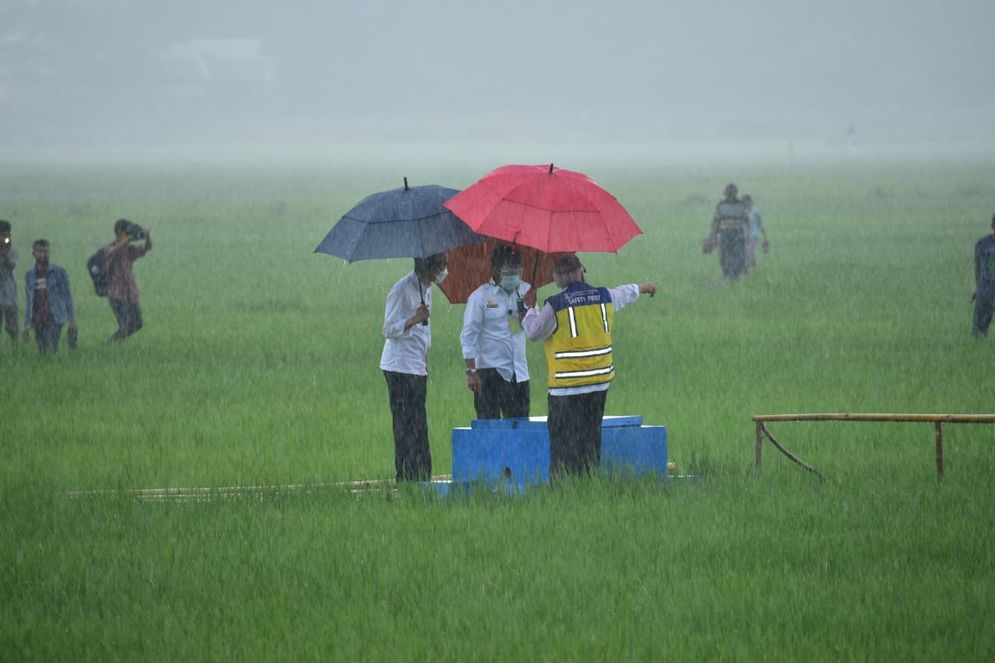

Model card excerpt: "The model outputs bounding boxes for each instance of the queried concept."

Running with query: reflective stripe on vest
[565,303,608,338]
[555,364,615,380]
[554,345,612,359]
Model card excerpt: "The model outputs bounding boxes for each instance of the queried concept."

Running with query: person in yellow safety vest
[522,253,656,477]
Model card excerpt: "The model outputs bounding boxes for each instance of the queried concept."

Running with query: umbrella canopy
[315,180,485,261]
[443,164,642,253]
[436,241,559,304]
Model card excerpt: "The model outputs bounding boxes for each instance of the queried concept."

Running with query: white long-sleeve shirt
[460,280,531,383]
[380,271,432,376]
[522,283,641,395]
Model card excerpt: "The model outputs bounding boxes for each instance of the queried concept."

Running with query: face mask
[500,275,521,292]
[433,268,448,284]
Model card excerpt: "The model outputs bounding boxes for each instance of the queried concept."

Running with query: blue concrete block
[452,418,550,486]
[601,425,668,476]
[451,415,667,487]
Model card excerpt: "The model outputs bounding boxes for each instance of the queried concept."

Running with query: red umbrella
[437,241,560,304]
[443,163,642,253]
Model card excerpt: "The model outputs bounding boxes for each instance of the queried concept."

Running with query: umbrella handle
[522,254,541,311]
[420,288,428,326]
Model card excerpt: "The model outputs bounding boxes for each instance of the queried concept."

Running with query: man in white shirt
[460,246,531,419]
[380,252,448,482]
[522,253,656,477]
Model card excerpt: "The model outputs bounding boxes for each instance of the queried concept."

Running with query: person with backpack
[103,219,152,342]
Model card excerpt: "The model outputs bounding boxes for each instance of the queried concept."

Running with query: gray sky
[1,0,993,149]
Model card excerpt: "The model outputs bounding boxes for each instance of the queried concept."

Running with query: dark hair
[0,220,10,233]
[491,245,522,270]
[114,218,132,235]
[553,252,584,276]
[32,239,49,249]
[413,252,447,275]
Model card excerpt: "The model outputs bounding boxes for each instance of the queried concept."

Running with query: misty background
[1,0,994,155]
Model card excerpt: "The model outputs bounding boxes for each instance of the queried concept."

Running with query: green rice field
[2,149,994,660]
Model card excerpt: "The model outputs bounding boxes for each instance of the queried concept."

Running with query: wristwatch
[466,368,477,375]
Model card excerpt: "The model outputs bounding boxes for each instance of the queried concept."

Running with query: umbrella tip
[548,163,554,174]
[403,177,409,190]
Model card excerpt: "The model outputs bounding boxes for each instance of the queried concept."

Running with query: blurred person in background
[742,194,769,272]
[460,246,531,420]
[104,218,152,342]
[380,252,448,482]
[0,220,19,345]
[522,253,656,477]
[704,183,750,281]
[23,239,77,354]
[972,213,995,338]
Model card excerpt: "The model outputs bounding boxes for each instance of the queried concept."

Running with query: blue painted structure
[451,415,667,489]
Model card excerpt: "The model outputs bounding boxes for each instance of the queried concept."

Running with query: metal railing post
[934,422,944,479]
[751,413,995,480]
[755,421,764,472]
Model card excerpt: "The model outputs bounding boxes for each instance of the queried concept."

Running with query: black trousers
[719,228,747,280]
[1,304,17,340]
[473,368,530,420]
[547,389,607,477]
[34,323,62,353]
[383,370,432,482]
[109,298,142,342]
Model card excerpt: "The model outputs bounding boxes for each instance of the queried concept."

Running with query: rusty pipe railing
[752,413,995,480]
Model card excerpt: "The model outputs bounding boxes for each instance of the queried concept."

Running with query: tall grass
[2,156,993,660]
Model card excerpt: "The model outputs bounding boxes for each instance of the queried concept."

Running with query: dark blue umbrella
[315,179,485,261]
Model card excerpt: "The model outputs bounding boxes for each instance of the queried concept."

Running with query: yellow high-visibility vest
[543,284,615,388]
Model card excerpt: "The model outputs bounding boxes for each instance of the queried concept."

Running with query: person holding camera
[0,220,19,346]
[104,218,152,342]
[459,246,531,419]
